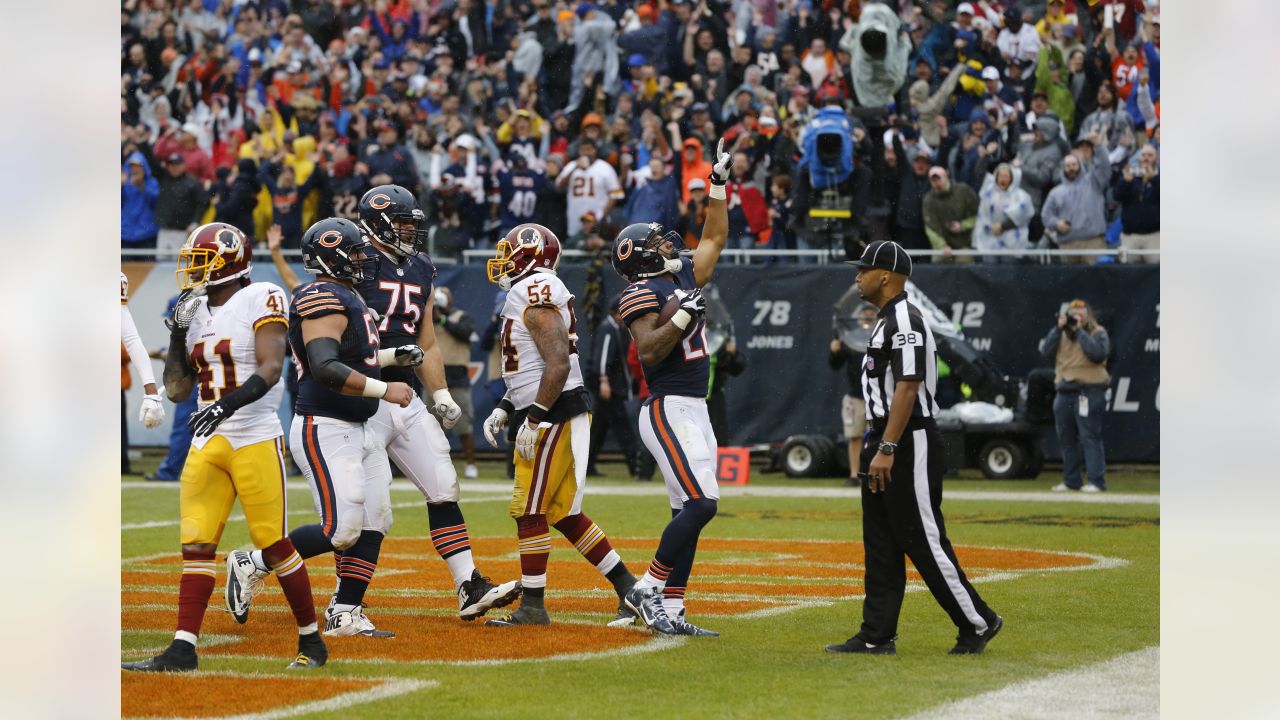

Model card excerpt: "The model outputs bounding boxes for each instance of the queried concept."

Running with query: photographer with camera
[1039,299,1111,492]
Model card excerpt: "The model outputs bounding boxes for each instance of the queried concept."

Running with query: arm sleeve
[1076,327,1111,363]
[888,314,929,381]
[617,285,662,326]
[1039,326,1062,359]
[121,304,157,388]
[305,336,354,390]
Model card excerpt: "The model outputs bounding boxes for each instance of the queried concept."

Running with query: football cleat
[825,635,897,655]
[287,632,328,669]
[670,609,720,637]
[623,585,677,635]
[225,550,268,624]
[121,641,198,672]
[458,571,522,620]
[484,605,552,626]
[949,615,1004,655]
[324,604,396,638]
[607,601,640,628]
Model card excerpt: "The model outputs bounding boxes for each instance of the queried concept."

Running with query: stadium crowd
[121,0,1160,264]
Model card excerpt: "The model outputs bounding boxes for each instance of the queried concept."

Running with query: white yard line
[124,479,1158,505]
[904,646,1159,720]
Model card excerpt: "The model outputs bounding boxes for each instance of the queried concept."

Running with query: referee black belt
[869,415,937,434]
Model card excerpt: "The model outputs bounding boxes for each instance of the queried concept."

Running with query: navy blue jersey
[289,280,383,422]
[617,256,709,399]
[497,169,548,230]
[355,247,437,389]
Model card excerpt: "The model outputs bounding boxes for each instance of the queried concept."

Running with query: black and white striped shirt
[861,293,941,421]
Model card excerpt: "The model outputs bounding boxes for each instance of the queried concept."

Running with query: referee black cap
[849,240,912,277]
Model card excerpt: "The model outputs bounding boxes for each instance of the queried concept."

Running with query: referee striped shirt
[861,292,941,421]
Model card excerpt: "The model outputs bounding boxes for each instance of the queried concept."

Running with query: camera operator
[1038,299,1111,492]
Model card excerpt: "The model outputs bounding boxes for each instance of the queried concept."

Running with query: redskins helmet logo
[215,227,245,262]
[516,226,544,250]
[317,230,344,247]
[368,193,392,210]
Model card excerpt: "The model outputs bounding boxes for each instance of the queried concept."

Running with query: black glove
[678,288,706,318]
[189,400,231,436]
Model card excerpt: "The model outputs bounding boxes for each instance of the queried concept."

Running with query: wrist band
[527,402,549,424]
[671,309,692,330]
[708,183,726,200]
[432,389,453,405]
[497,397,515,414]
[361,377,389,398]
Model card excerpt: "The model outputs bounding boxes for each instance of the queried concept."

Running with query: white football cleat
[225,550,268,624]
[464,464,479,479]
[324,604,396,638]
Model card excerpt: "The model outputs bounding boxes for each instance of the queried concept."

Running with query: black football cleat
[458,570,522,621]
[122,640,198,672]
[825,635,897,655]
[287,631,328,669]
[949,615,1004,655]
[623,585,677,635]
[670,609,720,637]
[484,605,552,626]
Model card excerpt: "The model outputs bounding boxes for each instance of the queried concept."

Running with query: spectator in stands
[1035,44,1076,138]
[122,152,159,256]
[625,158,680,230]
[923,166,979,263]
[972,163,1035,262]
[1078,80,1135,166]
[1041,135,1112,263]
[908,65,966,149]
[891,139,934,256]
[725,151,769,248]
[433,286,478,480]
[568,3,621,113]
[154,122,215,183]
[1014,114,1065,213]
[997,7,1040,67]
[1115,143,1159,263]
[153,153,206,255]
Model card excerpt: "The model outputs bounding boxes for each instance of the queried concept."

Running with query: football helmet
[358,184,427,256]
[176,222,252,290]
[301,217,379,283]
[610,222,684,282]
[487,223,562,290]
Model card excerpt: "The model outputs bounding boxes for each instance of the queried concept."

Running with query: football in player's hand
[658,295,695,337]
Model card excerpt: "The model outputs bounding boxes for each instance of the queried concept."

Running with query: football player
[237,217,415,639]
[353,184,521,618]
[608,139,732,637]
[480,223,639,626]
[122,223,326,672]
[121,272,166,431]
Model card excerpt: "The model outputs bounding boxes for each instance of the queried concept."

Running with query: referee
[825,241,1003,656]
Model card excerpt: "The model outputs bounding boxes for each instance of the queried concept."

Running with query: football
[657,294,694,336]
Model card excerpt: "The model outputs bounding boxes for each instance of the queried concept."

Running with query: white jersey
[558,159,623,236]
[499,271,584,409]
[185,282,288,449]
[120,272,156,388]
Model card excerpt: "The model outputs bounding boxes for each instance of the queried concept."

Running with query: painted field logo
[121,537,1121,718]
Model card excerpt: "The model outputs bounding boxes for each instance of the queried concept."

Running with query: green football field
[121,459,1159,719]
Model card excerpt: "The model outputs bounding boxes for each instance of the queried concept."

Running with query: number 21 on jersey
[681,321,708,361]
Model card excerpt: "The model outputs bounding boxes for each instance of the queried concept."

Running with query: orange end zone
[121,672,373,718]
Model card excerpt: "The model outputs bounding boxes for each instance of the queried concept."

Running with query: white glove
[483,406,509,447]
[140,394,166,429]
[515,419,541,461]
[709,137,732,186]
[429,388,463,430]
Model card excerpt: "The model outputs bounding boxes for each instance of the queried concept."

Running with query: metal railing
[120,246,1159,264]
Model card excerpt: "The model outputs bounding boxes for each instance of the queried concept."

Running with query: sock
[428,502,477,587]
[332,551,343,595]
[288,524,335,559]
[248,550,270,574]
[175,548,216,643]
[606,563,637,598]
[553,513,625,576]
[334,530,383,608]
[662,586,686,617]
[516,515,551,593]
[638,499,718,590]
[261,537,318,633]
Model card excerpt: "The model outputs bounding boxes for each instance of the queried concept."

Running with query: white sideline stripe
[212,634,685,668]
[125,674,436,720]
[904,646,1159,720]
[121,497,510,531]
[124,479,1158,504]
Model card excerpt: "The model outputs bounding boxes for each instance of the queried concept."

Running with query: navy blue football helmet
[358,184,428,256]
[610,222,684,282]
[301,217,379,282]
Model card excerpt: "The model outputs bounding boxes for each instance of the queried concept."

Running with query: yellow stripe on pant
[179,434,288,548]
[508,415,587,524]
